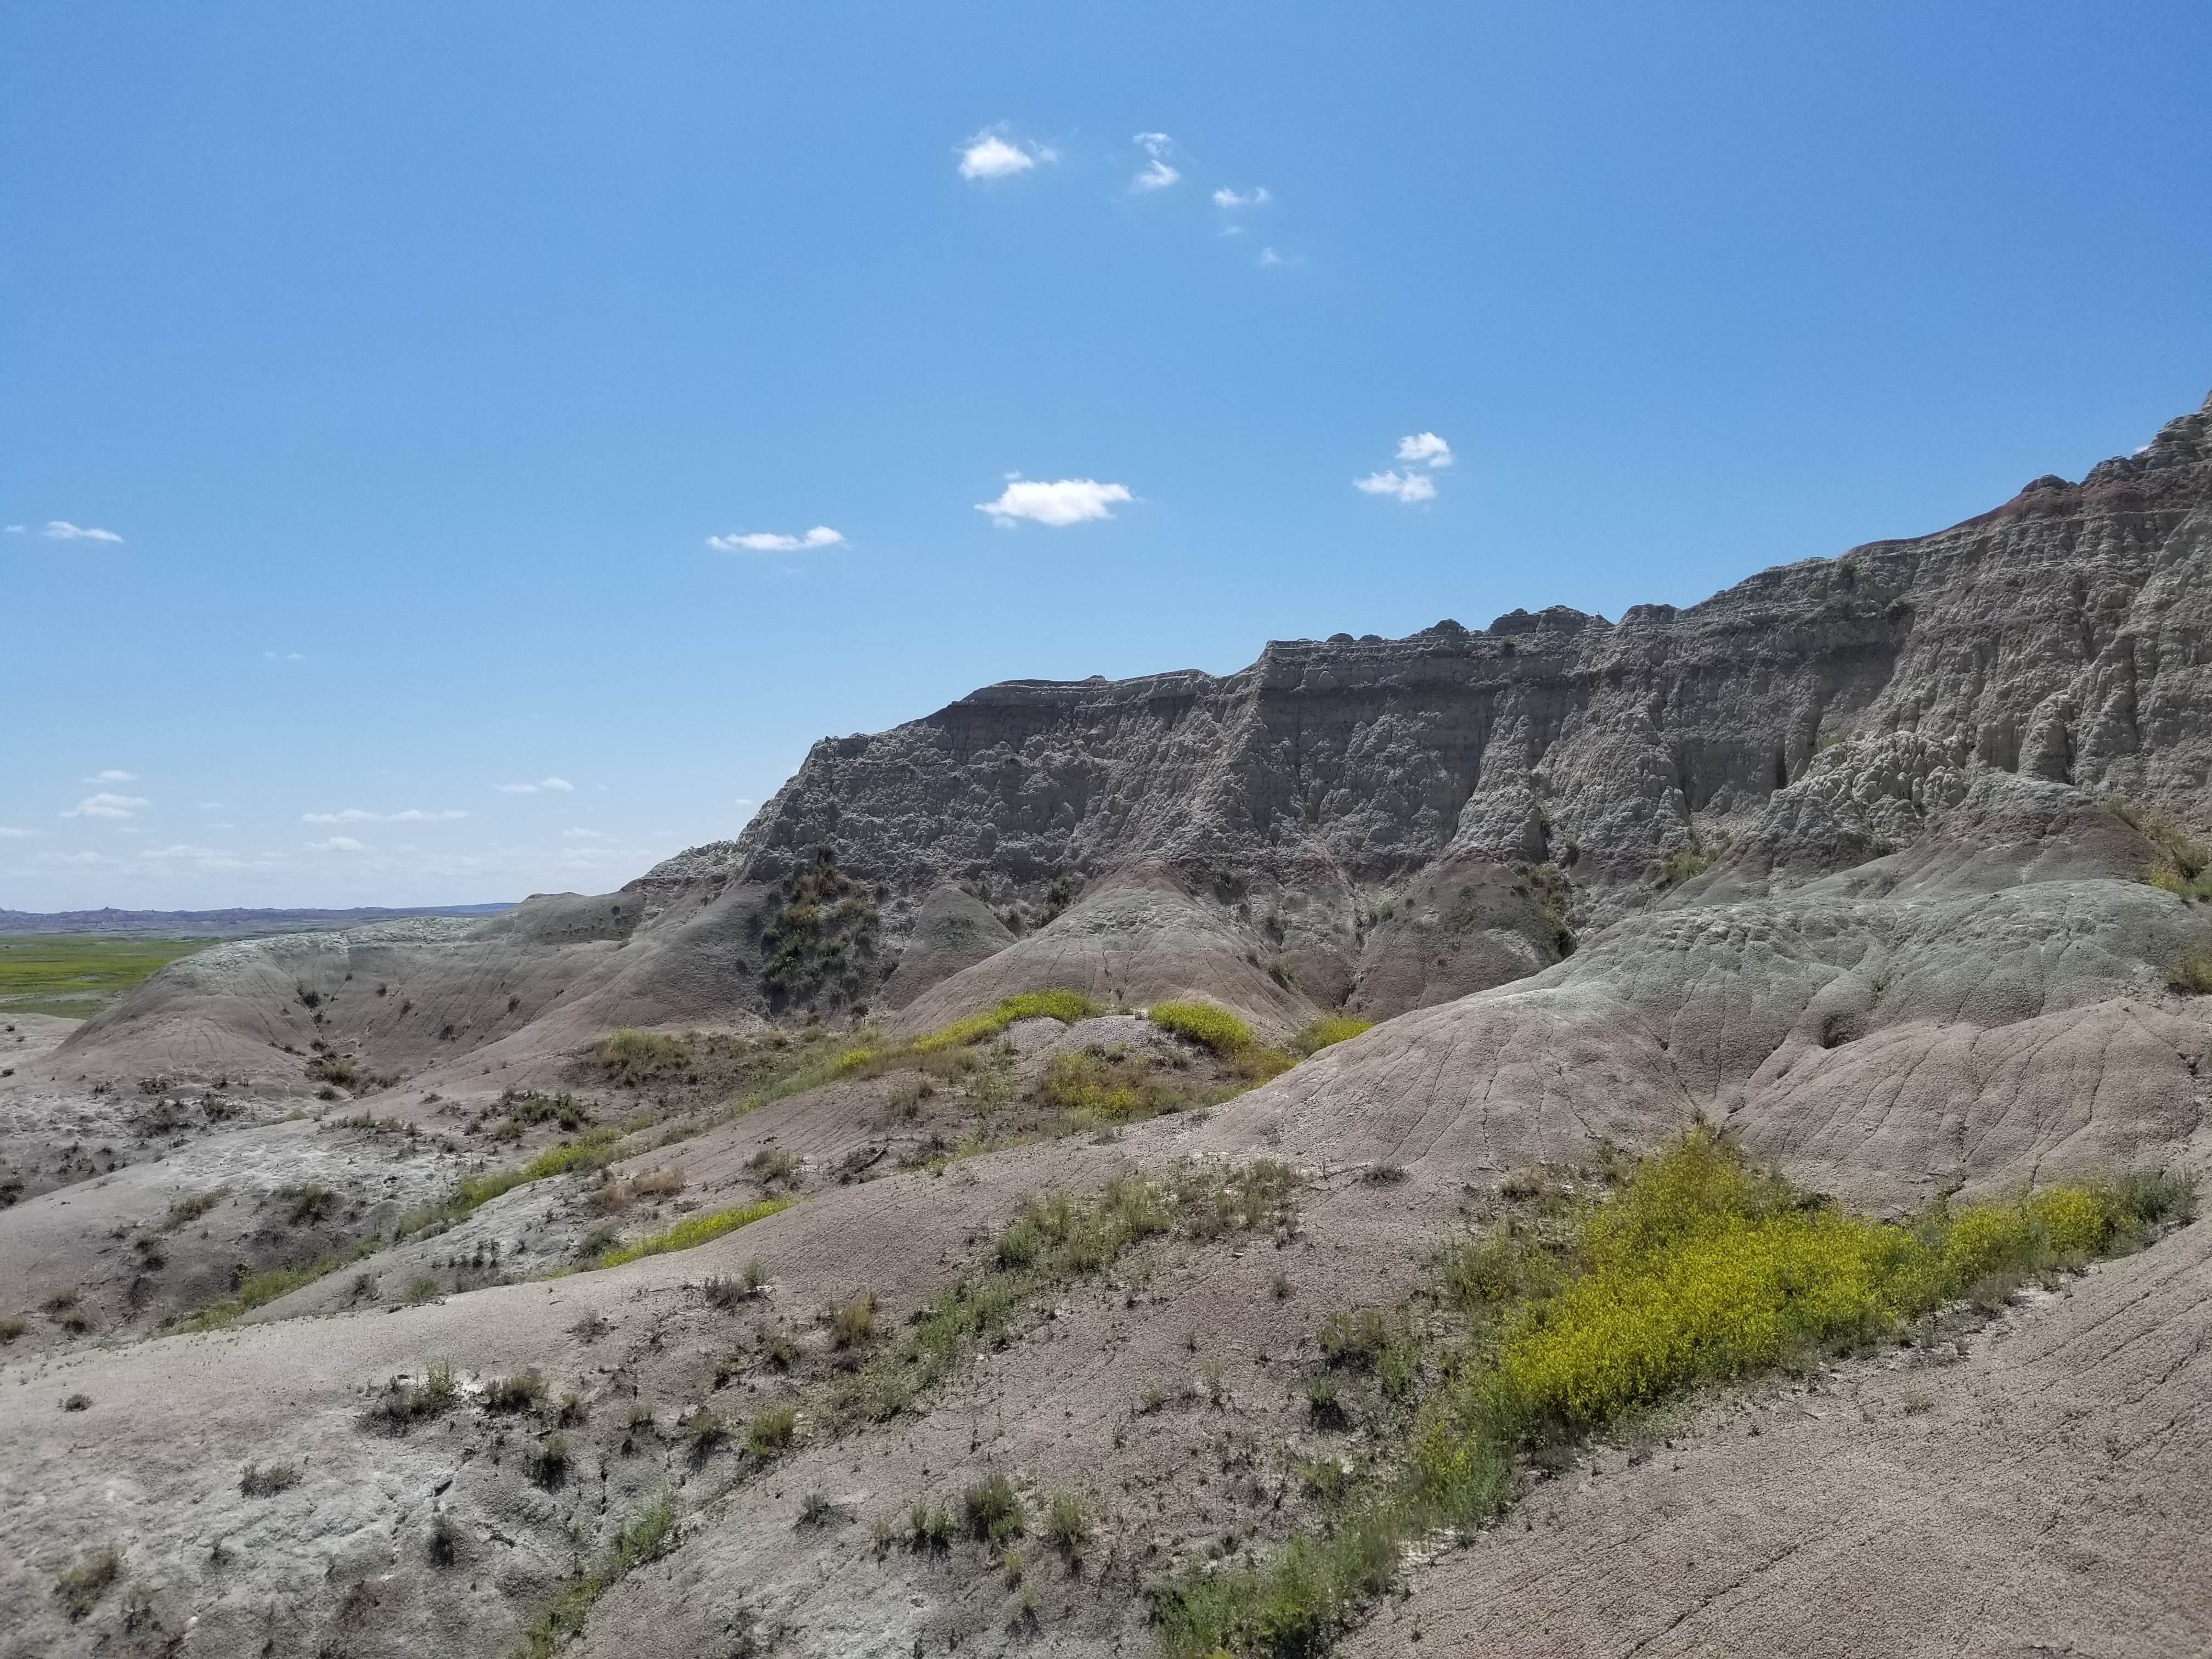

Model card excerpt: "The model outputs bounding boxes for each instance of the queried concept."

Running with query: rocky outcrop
[51,392,2212,1084]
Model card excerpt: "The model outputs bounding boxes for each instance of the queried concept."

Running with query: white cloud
[305,836,370,852]
[139,843,224,860]
[958,127,1056,182]
[85,769,139,783]
[1354,470,1438,504]
[563,827,607,840]
[735,797,757,810]
[18,520,123,543]
[56,850,119,866]
[707,525,845,554]
[975,478,1135,529]
[262,650,306,662]
[1396,432,1454,469]
[63,792,149,819]
[0,826,35,838]
[1132,132,1181,192]
[496,777,574,795]
[1257,246,1305,268]
[539,776,573,792]
[1212,186,1271,210]
[301,807,469,823]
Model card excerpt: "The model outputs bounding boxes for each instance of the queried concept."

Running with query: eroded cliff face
[50,392,2212,1083]
[640,390,2212,1012]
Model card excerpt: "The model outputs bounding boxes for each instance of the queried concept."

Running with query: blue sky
[5,2,2209,910]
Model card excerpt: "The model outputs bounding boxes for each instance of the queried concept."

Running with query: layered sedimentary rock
[53,393,2212,1080]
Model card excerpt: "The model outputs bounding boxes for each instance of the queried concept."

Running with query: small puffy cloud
[12,520,123,543]
[390,807,470,822]
[958,127,1056,182]
[263,650,306,662]
[495,782,539,794]
[85,769,139,783]
[1132,132,1181,192]
[975,478,1135,529]
[539,776,574,792]
[63,792,149,819]
[0,826,35,838]
[1212,186,1271,210]
[563,827,607,839]
[495,777,573,795]
[707,525,844,554]
[302,807,379,823]
[139,843,223,860]
[305,836,369,852]
[1396,432,1453,469]
[56,850,119,866]
[1257,246,1306,268]
[1354,470,1438,504]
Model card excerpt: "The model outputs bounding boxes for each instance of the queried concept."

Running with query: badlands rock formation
[3,391,2211,1658]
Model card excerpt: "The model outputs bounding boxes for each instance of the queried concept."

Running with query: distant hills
[0,903,514,939]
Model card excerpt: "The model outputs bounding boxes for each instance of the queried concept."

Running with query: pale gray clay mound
[4,392,2212,1657]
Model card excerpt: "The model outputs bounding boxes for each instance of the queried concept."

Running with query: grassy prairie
[0,934,207,1019]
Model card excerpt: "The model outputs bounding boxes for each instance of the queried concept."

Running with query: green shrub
[2170,953,2212,993]
[528,1434,570,1489]
[1148,1001,1255,1054]
[907,1503,954,1554]
[239,1461,301,1497]
[1295,1016,1373,1054]
[1043,1489,1090,1560]
[597,1198,793,1268]
[485,1369,544,1413]
[53,1548,120,1622]
[595,1028,691,1086]
[963,1473,1025,1544]
[747,1406,798,1456]
[913,989,1100,1053]
[831,1292,878,1350]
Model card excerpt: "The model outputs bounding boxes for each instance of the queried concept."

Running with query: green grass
[1147,1132,2196,1659]
[1295,1017,1373,1055]
[912,989,1102,1052]
[1149,1001,1297,1082]
[596,1198,794,1268]
[0,934,207,1018]
[516,1491,678,1659]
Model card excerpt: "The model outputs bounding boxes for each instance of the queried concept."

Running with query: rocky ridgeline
[47,391,2212,1081]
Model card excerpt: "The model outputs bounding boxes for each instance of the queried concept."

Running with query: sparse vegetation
[1295,1016,1373,1054]
[838,1162,1297,1427]
[1043,1489,1090,1560]
[157,1186,230,1232]
[963,1472,1025,1544]
[759,845,882,1011]
[747,1406,798,1456]
[366,1361,459,1433]
[529,1433,571,1489]
[830,1291,878,1350]
[239,1460,301,1496]
[2106,797,2212,898]
[53,1547,121,1622]
[595,1197,794,1268]
[913,988,1102,1052]
[516,1491,678,1659]
[1147,1132,2197,1659]
[1149,1001,1295,1081]
[594,1029,692,1087]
